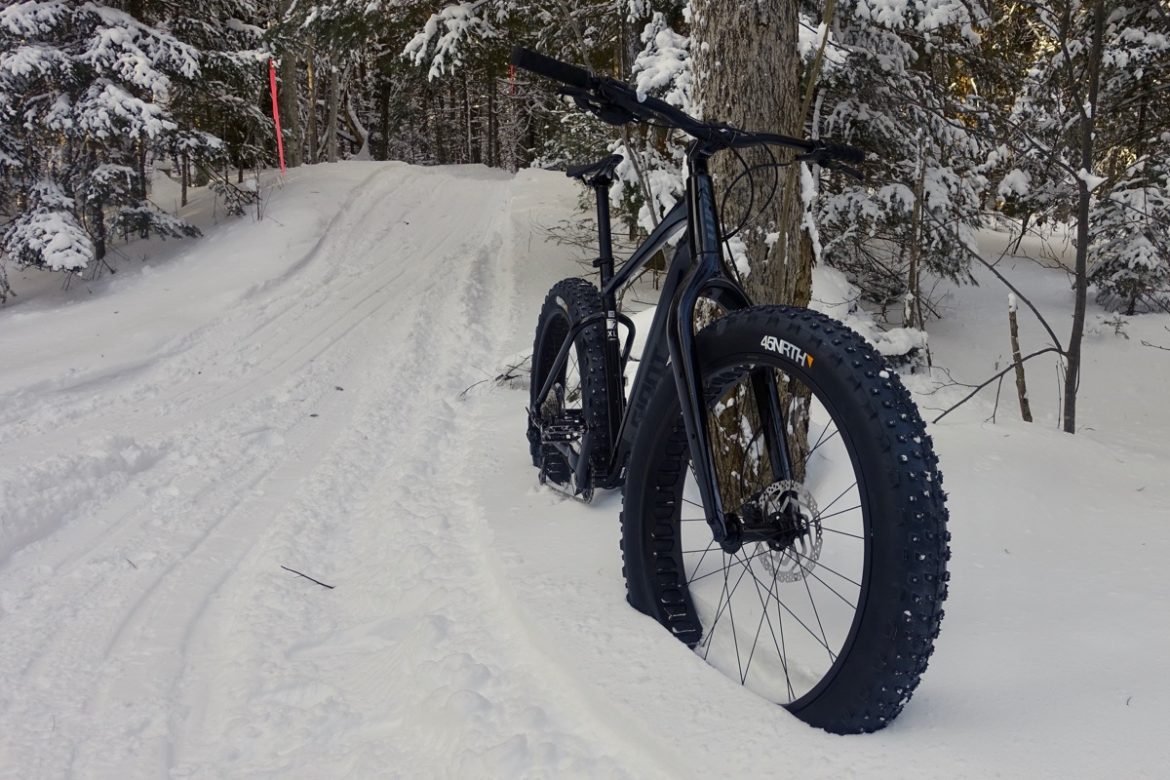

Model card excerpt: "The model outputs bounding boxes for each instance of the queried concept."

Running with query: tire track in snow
[0,167,513,778]
[0,164,396,448]
[164,179,669,778]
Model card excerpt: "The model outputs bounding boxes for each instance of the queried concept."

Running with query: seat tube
[594,180,625,472]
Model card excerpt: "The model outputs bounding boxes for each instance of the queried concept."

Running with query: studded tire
[620,305,949,734]
[528,278,612,486]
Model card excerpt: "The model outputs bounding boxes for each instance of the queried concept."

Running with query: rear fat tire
[528,278,612,485]
[620,305,950,734]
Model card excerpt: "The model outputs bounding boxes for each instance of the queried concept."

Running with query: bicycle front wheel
[620,306,949,734]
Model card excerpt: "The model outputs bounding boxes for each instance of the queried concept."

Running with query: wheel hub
[755,480,823,582]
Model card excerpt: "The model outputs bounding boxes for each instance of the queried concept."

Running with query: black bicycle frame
[533,143,792,549]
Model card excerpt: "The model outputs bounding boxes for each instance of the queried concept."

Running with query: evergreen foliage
[1001,2,1170,314]
[1,0,1167,326]
[809,2,992,308]
[0,1,226,296]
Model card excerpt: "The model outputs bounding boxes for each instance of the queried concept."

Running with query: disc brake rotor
[758,480,823,582]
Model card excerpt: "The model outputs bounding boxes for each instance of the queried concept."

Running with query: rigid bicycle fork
[666,146,799,553]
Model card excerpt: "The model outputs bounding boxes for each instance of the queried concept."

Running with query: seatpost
[591,177,616,297]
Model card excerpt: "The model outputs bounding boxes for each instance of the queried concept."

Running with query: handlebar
[510,46,865,169]
[511,47,593,91]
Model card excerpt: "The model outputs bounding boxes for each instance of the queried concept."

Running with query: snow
[2,162,1169,776]
[1077,168,1107,191]
[631,13,692,109]
[998,167,1031,199]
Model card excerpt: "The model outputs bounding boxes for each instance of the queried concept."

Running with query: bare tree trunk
[307,54,319,164]
[276,67,302,165]
[325,62,341,163]
[906,146,927,330]
[1009,297,1033,422]
[92,197,106,262]
[180,150,188,207]
[1064,0,1106,434]
[434,89,447,165]
[276,0,303,167]
[486,67,497,167]
[378,79,391,161]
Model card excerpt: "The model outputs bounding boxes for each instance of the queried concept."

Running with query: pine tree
[1083,6,1170,315]
[0,1,218,295]
[805,0,991,329]
[169,0,272,186]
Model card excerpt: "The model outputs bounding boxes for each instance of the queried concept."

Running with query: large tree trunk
[692,0,813,486]
[307,54,319,164]
[378,78,391,161]
[276,16,303,168]
[692,0,810,308]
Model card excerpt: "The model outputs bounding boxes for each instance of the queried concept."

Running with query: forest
[1,1,1169,432]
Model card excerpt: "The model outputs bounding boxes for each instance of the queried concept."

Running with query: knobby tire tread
[620,305,950,734]
[529,278,612,482]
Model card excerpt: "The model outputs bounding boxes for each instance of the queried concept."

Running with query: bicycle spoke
[817,503,863,523]
[795,554,834,663]
[798,562,858,610]
[697,552,754,659]
[736,562,837,657]
[784,547,862,589]
[818,480,859,516]
[821,525,865,540]
[806,425,841,461]
[735,547,792,690]
[725,561,744,683]
[687,545,772,586]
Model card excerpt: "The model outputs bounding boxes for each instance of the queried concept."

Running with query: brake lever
[556,87,636,126]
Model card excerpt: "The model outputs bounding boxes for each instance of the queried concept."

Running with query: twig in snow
[1140,339,1170,352]
[932,347,1063,424]
[281,565,334,589]
[458,356,531,399]
[458,378,490,398]
[986,375,1005,424]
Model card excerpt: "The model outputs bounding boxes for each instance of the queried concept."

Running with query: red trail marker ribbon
[268,58,286,175]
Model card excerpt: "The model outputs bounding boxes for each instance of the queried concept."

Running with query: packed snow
[1,162,1168,778]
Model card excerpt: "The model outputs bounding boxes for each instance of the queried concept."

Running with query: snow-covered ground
[1,162,1168,778]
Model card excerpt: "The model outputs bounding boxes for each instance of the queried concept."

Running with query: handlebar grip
[511,47,593,91]
[821,141,866,165]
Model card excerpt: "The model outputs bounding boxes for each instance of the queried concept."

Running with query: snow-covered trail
[2,162,1168,778]
[0,164,661,778]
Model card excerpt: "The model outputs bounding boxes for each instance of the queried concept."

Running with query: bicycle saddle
[565,154,623,183]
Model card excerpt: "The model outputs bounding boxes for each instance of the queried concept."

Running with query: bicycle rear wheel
[620,305,949,733]
[528,278,611,495]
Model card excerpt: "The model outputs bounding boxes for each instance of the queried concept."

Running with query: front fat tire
[620,305,950,734]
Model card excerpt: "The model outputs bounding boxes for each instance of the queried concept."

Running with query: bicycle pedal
[541,424,585,443]
[539,445,573,485]
[541,412,586,443]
